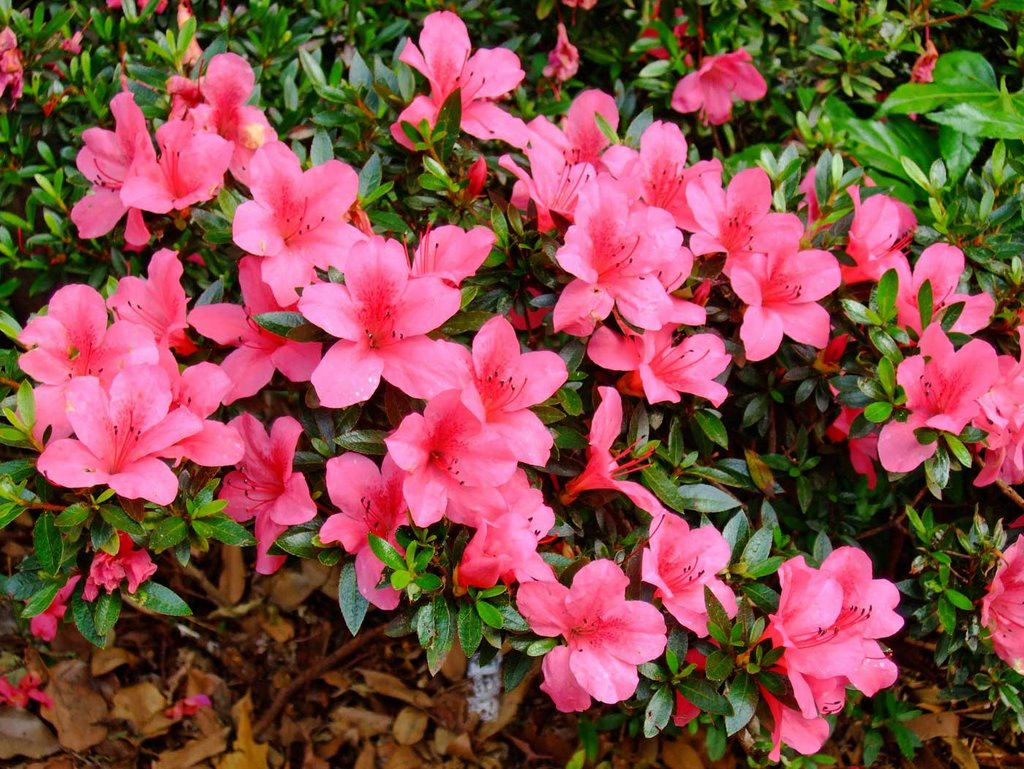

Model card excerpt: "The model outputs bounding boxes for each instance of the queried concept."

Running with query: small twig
[253,624,388,735]
[857,510,906,540]
[180,562,232,609]
[996,479,1024,512]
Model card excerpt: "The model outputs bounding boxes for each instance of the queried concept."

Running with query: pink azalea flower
[83,532,158,601]
[392,10,529,149]
[232,141,362,305]
[29,575,81,642]
[826,406,879,488]
[561,386,667,516]
[37,365,203,505]
[587,326,729,406]
[385,389,519,527]
[517,559,667,711]
[552,178,702,336]
[458,471,555,588]
[163,363,245,468]
[878,325,998,473]
[543,23,579,83]
[70,92,155,246]
[911,39,939,84]
[120,118,232,215]
[0,672,53,710]
[456,316,568,467]
[974,347,1024,488]
[730,243,841,361]
[981,538,1024,672]
[411,224,496,287]
[670,49,766,125]
[321,453,407,610]
[894,243,994,335]
[299,236,466,408]
[842,187,916,285]
[0,28,24,103]
[187,53,277,183]
[108,248,195,354]
[642,513,735,635]
[603,120,721,232]
[762,681,832,762]
[765,547,903,719]
[532,90,620,168]
[188,257,321,404]
[684,166,804,262]
[562,0,597,8]
[19,284,159,440]
[499,141,595,232]
[221,415,317,575]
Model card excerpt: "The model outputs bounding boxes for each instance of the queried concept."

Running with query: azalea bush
[2,0,1024,766]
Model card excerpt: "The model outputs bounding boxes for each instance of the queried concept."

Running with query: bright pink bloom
[0,672,53,710]
[894,243,994,334]
[561,386,667,516]
[911,39,939,84]
[588,326,729,406]
[163,363,245,468]
[642,513,735,635]
[187,53,276,182]
[562,0,597,8]
[120,118,232,214]
[392,11,528,149]
[685,166,803,262]
[385,389,519,527]
[411,224,496,287]
[0,28,24,103]
[232,141,362,305]
[321,454,407,610]
[71,92,154,245]
[83,532,158,601]
[544,23,579,83]
[499,142,595,232]
[19,284,159,440]
[982,538,1024,672]
[29,575,81,642]
[107,0,169,12]
[552,179,702,336]
[108,248,195,354]
[975,347,1024,488]
[37,365,203,505]
[458,471,555,588]
[456,316,568,467]
[670,49,766,125]
[827,406,879,488]
[730,244,841,361]
[466,155,488,198]
[534,90,619,167]
[763,682,832,762]
[188,257,321,404]
[766,547,903,719]
[603,121,720,232]
[221,415,316,575]
[299,236,465,408]
[878,325,998,473]
[517,560,667,710]
[842,187,916,284]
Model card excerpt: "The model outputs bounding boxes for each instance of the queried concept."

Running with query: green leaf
[695,410,728,449]
[191,515,256,547]
[72,595,108,647]
[339,561,369,635]
[642,466,741,513]
[251,311,309,337]
[864,402,893,423]
[675,678,733,716]
[55,503,91,528]
[33,513,62,574]
[310,129,333,166]
[274,526,320,559]
[476,600,503,629]
[643,686,674,738]
[741,527,773,567]
[435,87,462,161]
[724,672,758,735]
[943,433,973,468]
[944,588,974,611]
[149,517,188,553]
[705,650,735,682]
[16,382,35,429]
[503,651,534,692]
[131,581,192,616]
[875,268,899,321]
[704,585,732,640]
[99,506,146,536]
[457,602,483,656]
[426,596,454,675]
[93,590,122,636]
[367,533,405,572]
[22,582,60,618]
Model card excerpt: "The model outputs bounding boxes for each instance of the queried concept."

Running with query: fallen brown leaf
[218,544,247,604]
[153,729,229,769]
[382,744,421,769]
[0,707,61,760]
[354,744,376,769]
[39,660,108,751]
[944,737,981,769]
[358,669,433,708]
[269,560,330,611]
[90,646,138,677]
[392,706,429,746]
[661,739,706,769]
[111,682,175,739]
[218,693,269,769]
[329,706,393,739]
[258,609,295,643]
[907,711,960,741]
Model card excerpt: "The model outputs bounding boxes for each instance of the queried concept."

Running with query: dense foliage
[2,0,1024,766]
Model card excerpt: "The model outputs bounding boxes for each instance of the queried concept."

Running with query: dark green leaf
[675,678,733,716]
[724,672,758,735]
[368,533,405,572]
[93,590,122,636]
[339,561,369,635]
[131,581,192,616]
[643,686,674,738]
[33,513,62,574]
[191,515,256,547]
[457,602,483,656]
